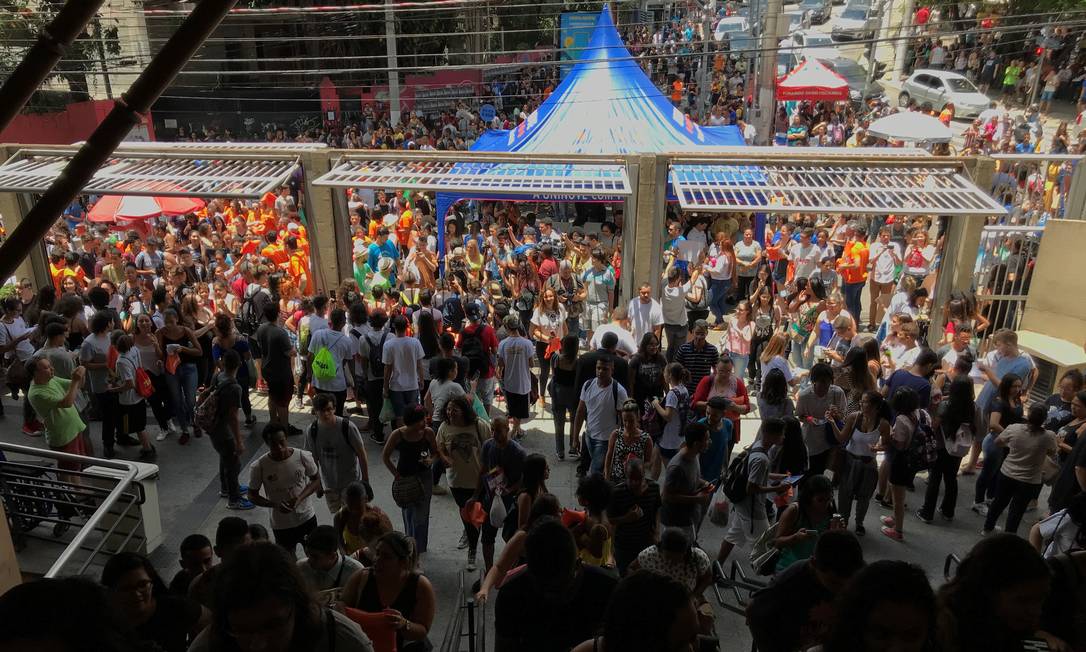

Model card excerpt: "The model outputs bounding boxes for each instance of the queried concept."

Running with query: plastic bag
[460,500,487,528]
[379,398,395,424]
[489,495,508,528]
[709,493,730,527]
[472,394,491,423]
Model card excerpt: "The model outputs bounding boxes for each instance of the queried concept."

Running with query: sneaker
[219,489,229,498]
[939,512,954,522]
[432,483,449,496]
[179,431,191,446]
[21,423,42,436]
[466,549,477,572]
[117,434,140,447]
[138,445,157,461]
[971,502,989,516]
[915,510,933,524]
[855,524,866,537]
[368,432,386,445]
[457,533,469,550]
[557,451,565,461]
[289,425,305,437]
[568,449,581,460]
[154,428,169,442]
[980,528,994,536]
[881,526,904,541]
[880,515,896,528]
[228,498,256,511]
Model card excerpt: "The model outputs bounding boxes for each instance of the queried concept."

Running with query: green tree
[0,0,121,111]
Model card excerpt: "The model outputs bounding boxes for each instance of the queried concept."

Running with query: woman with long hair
[516,453,550,531]
[604,399,655,482]
[157,308,202,443]
[974,373,1025,515]
[823,561,936,652]
[332,481,393,564]
[414,310,440,383]
[773,474,839,571]
[831,390,891,536]
[692,355,751,442]
[749,282,781,385]
[530,286,566,410]
[726,299,754,380]
[835,345,877,414]
[653,362,692,462]
[133,313,176,442]
[629,331,667,409]
[211,313,255,427]
[706,231,736,328]
[757,367,795,420]
[919,378,981,524]
[435,395,488,571]
[880,387,922,542]
[549,334,580,459]
[759,332,799,388]
[937,534,1056,652]
[983,403,1058,535]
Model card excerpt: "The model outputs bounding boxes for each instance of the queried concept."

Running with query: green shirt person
[27,358,87,452]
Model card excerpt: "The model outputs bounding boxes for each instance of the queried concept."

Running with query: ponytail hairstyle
[665,362,689,387]
[1025,403,1047,433]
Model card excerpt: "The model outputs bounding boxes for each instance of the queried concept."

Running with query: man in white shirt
[496,315,536,438]
[866,227,902,331]
[627,283,664,344]
[571,357,628,475]
[589,305,638,357]
[308,309,357,417]
[788,228,821,280]
[381,315,425,427]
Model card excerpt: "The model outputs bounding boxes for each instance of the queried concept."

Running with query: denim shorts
[389,389,420,418]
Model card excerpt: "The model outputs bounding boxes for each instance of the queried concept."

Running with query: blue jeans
[164,362,198,431]
[974,432,1002,505]
[789,336,813,370]
[587,436,609,475]
[843,281,865,324]
[709,278,732,322]
[729,352,750,380]
[401,470,433,553]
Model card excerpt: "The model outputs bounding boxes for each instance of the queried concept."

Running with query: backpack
[722,446,756,505]
[237,288,265,336]
[905,410,938,473]
[366,331,389,378]
[134,367,154,398]
[460,326,489,378]
[441,294,465,330]
[311,332,342,382]
[194,379,236,433]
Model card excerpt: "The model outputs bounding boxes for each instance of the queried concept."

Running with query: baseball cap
[465,303,483,321]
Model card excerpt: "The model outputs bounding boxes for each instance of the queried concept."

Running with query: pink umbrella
[88,194,205,223]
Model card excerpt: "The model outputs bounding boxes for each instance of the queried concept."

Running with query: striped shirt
[675,342,719,394]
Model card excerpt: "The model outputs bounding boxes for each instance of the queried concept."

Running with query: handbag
[749,521,781,576]
[391,475,424,508]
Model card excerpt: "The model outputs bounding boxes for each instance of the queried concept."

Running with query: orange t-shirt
[287,251,311,295]
[837,240,869,285]
[671,81,683,102]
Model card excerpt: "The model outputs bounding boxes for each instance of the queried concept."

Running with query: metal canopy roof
[313,157,632,196]
[72,141,329,152]
[669,162,1007,216]
[0,148,300,199]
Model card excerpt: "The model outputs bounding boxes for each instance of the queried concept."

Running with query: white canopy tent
[867,111,954,144]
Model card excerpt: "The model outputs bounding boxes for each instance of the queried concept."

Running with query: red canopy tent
[88,194,205,223]
[776,58,849,102]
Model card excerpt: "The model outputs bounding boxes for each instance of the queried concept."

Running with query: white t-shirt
[868,242,901,284]
[381,335,426,392]
[114,349,143,406]
[0,316,35,361]
[308,329,356,392]
[760,355,794,383]
[590,324,638,356]
[627,298,664,343]
[249,448,319,530]
[1037,509,1084,558]
[788,241,821,279]
[531,305,567,340]
[903,244,936,276]
[427,378,466,422]
[580,378,628,441]
[497,335,535,395]
[660,283,687,326]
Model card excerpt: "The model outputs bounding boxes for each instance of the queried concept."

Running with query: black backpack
[722,446,759,504]
[237,288,266,336]
[441,294,465,330]
[366,331,389,378]
[905,410,939,473]
[460,326,489,378]
[308,416,353,450]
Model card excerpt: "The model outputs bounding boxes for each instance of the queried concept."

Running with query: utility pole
[92,18,113,100]
[754,0,782,144]
[697,1,715,121]
[892,0,915,82]
[385,0,401,126]
[1028,47,1047,109]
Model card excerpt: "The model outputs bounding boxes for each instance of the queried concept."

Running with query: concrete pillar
[629,155,664,297]
[0,147,50,287]
[297,150,344,293]
[926,156,994,346]
[1020,219,1086,341]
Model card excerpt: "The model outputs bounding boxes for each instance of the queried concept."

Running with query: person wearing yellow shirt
[284,236,311,296]
[260,232,289,267]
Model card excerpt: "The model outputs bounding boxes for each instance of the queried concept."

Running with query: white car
[831,4,879,40]
[789,29,835,49]
[897,69,991,118]
[714,16,750,42]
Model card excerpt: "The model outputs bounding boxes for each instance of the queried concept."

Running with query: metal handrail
[438,569,467,652]
[1,442,142,577]
[438,569,486,652]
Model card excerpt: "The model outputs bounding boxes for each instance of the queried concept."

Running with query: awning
[313,157,632,197]
[0,148,300,199]
[776,58,850,102]
[669,161,1008,216]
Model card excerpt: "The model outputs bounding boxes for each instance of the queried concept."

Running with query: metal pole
[892,0,915,81]
[1028,49,1047,109]
[698,1,715,121]
[0,0,105,134]
[0,0,239,282]
[385,0,402,125]
[862,3,882,100]
[754,0,782,145]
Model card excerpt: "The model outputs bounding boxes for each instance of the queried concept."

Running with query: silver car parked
[897,69,991,118]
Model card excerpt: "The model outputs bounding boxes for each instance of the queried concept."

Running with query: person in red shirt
[691,356,751,442]
[456,304,499,414]
[537,244,559,284]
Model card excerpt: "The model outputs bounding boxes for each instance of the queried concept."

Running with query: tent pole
[0,0,239,282]
[0,0,106,134]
